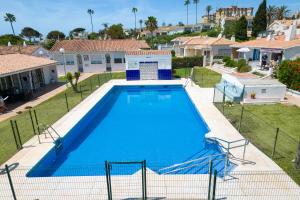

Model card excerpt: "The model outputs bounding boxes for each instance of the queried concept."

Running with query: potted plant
[250,92,256,99]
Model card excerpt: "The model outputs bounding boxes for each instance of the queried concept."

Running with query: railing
[184,67,194,88]
[158,153,226,175]
[37,124,61,143]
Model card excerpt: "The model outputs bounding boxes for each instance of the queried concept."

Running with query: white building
[50,40,150,76]
[125,50,172,80]
[268,19,300,36]
[0,54,57,101]
[215,73,286,104]
[0,44,49,57]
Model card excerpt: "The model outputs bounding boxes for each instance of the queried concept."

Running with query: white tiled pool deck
[1,79,299,199]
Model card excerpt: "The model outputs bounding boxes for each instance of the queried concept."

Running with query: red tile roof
[0,45,41,55]
[125,50,171,56]
[50,39,150,53]
[0,54,57,76]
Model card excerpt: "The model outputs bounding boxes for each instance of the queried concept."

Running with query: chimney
[285,21,297,41]
[7,41,12,46]
[231,35,236,42]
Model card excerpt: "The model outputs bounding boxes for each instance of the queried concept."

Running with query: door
[77,54,84,72]
[105,54,112,72]
[139,62,158,80]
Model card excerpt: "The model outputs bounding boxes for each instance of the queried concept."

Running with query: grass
[214,102,300,185]
[0,72,125,165]
[173,67,221,88]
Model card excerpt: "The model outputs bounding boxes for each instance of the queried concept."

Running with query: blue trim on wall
[158,69,172,80]
[126,70,140,81]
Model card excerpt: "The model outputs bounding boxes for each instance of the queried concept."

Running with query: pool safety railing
[158,153,226,175]
[184,67,194,88]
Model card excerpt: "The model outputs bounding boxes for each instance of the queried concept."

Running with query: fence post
[80,85,83,101]
[14,120,22,149]
[105,161,112,200]
[28,109,36,136]
[97,74,101,86]
[212,170,218,200]
[272,128,280,158]
[10,120,20,150]
[222,86,226,114]
[5,165,17,200]
[142,160,147,200]
[208,160,213,200]
[89,78,93,92]
[64,93,69,112]
[33,110,40,136]
[238,105,244,132]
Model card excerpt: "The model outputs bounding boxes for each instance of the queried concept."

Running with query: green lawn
[0,72,125,165]
[173,67,221,88]
[214,103,300,185]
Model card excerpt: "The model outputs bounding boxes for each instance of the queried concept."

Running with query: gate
[105,160,147,200]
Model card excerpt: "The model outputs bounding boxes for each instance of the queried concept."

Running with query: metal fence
[0,73,114,165]
[1,161,300,200]
[213,86,300,185]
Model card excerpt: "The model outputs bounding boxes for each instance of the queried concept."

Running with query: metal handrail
[37,123,61,143]
[159,153,226,172]
[184,67,194,88]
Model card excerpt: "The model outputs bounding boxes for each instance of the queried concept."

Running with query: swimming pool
[28,85,227,177]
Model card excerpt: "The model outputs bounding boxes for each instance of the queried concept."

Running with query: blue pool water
[28,85,229,177]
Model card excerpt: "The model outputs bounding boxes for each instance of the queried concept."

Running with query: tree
[184,0,191,25]
[4,13,16,35]
[87,9,95,32]
[132,7,138,31]
[67,72,81,92]
[235,16,248,41]
[178,21,185,26]
[277,59,300,91]
[47,30,66,40]
[106,24,124,39]
[139,19,143,30]
[69,27,85,38]
[252,0,267,37]
[21,27,42,42]
[267,5,277,25]
[145,16,158,37]
[206,5,213,22]
[276,6,290,20]
[0,34,23,45]
[88,32,99,40]
[223,20,236,38]
[193,0,200,24]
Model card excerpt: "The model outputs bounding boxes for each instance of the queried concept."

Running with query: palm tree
[267,5,277,25]
[145,16,158,37]
[206,5,212,22]
[276,6,290,20]
[87,9,95,32]
[4,13,16,35]
[184,0,191,25]
[139,19,143,30]
[132,7,138,31]
[193,0,200,24]
[102,23,109,30]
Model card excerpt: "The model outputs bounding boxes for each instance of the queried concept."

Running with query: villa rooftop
[50,39,150,53]
[181,36,236,46]
[0,45,41,55]
[0,54,57,76]
[125,50,171,56]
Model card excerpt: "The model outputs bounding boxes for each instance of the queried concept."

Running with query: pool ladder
[184,67,194,88]
[37,124,63,153]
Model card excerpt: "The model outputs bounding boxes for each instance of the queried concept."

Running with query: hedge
[277,59,300,91]
[172,56,203,69]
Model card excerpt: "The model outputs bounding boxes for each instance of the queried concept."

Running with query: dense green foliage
[145,16,158,36]
[20,27,42,41]
[88,32,99,40]
[0,34,24,45]
[207,28,220,37]
[172,56,203,69]
[46,30,66,40]
[223,57,251,72]
[252,0,267,37]
[106,24,125,39]
[235,16,248,40]
[277,59,300,91]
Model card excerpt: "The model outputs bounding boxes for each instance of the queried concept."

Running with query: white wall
[283,46,300,60]
[42,64,58,84]
[244,85,286,101]
[125,54,172,70]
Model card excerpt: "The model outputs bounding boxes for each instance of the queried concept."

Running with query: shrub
[236,59,251,72]
[171,50,175,57]
[277,59,300,91]
[172,56,203,69]
[222,56,231,63]
[225,59,236,68]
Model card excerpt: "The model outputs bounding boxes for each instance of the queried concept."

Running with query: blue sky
[0,0,299,36]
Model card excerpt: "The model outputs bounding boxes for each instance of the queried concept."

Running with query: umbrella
[237,47,251,60]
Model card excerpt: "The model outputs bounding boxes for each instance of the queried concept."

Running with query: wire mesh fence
[0,72,115,165]
[1,162,300,200]
[213,86,300,185]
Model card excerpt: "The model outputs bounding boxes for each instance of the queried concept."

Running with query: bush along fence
[0,72,116,165]
[213,86,300,185]
[172,56,203,69]
[1,160,300,199]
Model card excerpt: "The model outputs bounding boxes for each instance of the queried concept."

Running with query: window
[90,55,102,64]
[261,89,267,94]
[83,55,89,61]
[53,55,64,65]
[65,55,75,65]
[114,58,123,64]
